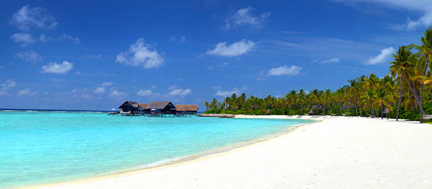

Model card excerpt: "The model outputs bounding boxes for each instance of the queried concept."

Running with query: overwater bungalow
[139,103,148,110]
[145,101,176,114]
[119,101,142,115]
[176,105,198,114]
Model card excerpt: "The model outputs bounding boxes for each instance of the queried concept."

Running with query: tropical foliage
[204,27,432,123]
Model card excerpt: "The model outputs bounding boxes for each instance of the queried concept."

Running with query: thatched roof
[266,109,271,114]
[382,108,390,114]
[146,101,175,109]
[119,101,139,108]
[138,103,148,109]
[308,110,315,115]
[176,105,198,112]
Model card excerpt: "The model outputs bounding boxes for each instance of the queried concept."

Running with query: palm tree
[389,50,404,122]
[298,90,306,115]
[362,89,376,118]
[238,93,247,110]
[410,28,432,123]
[204,101,210,110]
[210,98,218,109]
[290,90,297,115]
[224,97,231,110]
[325,89,332,115]
[348,79,359,116]
[375,88,395,119]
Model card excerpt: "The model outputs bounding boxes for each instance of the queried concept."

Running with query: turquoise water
[0,111,314,188]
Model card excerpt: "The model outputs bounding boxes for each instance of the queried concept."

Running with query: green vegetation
[204,27,432,123]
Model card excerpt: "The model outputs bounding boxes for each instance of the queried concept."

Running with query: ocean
[0,110,314,188]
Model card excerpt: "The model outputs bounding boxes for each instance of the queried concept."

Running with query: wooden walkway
[107,112,197,117]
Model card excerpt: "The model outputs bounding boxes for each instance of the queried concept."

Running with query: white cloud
[206,39,255,57]
[208,62,228,70]
[333,0,432,30]
[41,61,73,74]
[168,88,191,97]
[71,88,86,93]
[168,85,179,90]
[109,90,128,98]
[225,6,270,30]
[218,62,228,68]
[10,33,35,45]
[93,87,105,93]
[61,34,80,44]
[74,72,115,77]
[137,89,160,96]
[205,0,219,5]
[81,94,92,99]
[268,65,303,76]
[39,34,51,42]
[320,58,340,63]
[15,51,41,62]
[215,87,242,96]
[213,86,222,90]
[89,54,103,58]
[101,82,114,87]
[0,79,17,95]
[10,5,57,31]
[17,88,37,96]
[38,34,80,44]
[1,79,17,90]
[171,36,186,43]
[179,36,186,43]
[364,47,395,65]
[2,79,17,88]
[116,38,164,69]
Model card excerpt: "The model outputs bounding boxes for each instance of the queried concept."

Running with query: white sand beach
[32,116,432,189]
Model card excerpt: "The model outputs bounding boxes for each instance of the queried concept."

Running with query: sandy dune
[32,116,432,189]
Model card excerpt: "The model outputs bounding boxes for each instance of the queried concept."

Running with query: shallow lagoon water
[0,111,314,188]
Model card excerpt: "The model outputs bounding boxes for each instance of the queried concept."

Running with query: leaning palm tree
[410,27,432,123]
[392,46,426,118]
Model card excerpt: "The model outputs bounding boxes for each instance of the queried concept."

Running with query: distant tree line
[204,27,432,123]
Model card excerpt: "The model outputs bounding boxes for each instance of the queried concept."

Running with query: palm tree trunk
[348,96,351,117]
[409,90,415,114]
[381,104,383,119]
[397,76,402,121]
[403,72,425,114]
[289,104,292,116]
[420,64,428,123]
[370,104,373,118]
[354,96,358,117]
[323,104,326,115]
[413,81,419,110]
[300,103,303,115]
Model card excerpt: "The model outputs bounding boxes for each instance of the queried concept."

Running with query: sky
[0,0,431,111]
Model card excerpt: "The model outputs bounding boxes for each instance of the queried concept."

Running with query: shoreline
[26,115,321,189]
[28,115,432,189]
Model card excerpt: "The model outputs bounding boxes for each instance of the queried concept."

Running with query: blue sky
[0,0,431,111]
